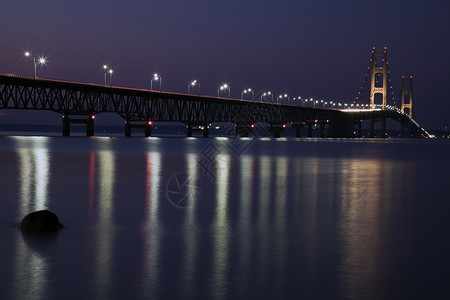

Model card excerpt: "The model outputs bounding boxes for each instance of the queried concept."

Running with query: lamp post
[108,69,113,86]
[241,88,254,100]
[293,96,303,106]
[24,51,46,79]
[102,64,110,85]
[277,94,289,104]
[261,91,273,102]
[218,83,230,97]
[188,80,200,94]
[151,73,162,91]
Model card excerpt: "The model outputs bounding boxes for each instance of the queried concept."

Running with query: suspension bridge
[0,48,432,138]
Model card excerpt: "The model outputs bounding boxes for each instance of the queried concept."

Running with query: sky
[1,0,449,130]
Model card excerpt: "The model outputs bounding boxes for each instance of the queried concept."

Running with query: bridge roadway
[0,74,430,138]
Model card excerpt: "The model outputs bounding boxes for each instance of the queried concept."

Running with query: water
[0,136,449,300]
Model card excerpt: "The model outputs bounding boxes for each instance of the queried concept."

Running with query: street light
[218,83,230,97]
[151,73,162,91]
[102,64,109,85]
[24,51,46,79]
[102,64,114,86]
[241,88,254,100]
[261,91,273,102]
[188,79,200,94]
[108,69,113,86]
[293,96,303,106]
[277,93,289,104]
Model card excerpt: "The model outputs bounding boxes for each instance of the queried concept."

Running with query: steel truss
[0,74,428,137]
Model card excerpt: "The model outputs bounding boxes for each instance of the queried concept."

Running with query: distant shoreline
[0,123,448,139]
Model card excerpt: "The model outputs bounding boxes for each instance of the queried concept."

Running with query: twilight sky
[1,0,449,130]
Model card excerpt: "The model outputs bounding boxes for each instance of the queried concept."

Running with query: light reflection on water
[94,148,115,299]
[1,137,449,300]
[211,153,231,298]
[237,155,254,298]
[274,156,288,292]
[12,137,51,300]
[180,153,200,299]
[139,151,162,298]
[17,136,50,213]
[256,155,272,298]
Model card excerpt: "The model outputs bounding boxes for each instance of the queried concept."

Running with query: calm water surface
[0,136,449,300]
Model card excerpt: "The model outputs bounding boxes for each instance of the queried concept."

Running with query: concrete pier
[62,115,95,136]
[125,121,152,137]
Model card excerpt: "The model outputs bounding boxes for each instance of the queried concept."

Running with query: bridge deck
[0,74,430,138]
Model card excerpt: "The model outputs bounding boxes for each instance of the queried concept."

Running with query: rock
[20,210,63,232]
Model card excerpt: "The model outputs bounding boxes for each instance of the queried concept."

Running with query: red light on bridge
[251,124,255,128]
[148,121,152,125]
[315,119,318,123]
[282,124,286,128]
[91,115,95,120]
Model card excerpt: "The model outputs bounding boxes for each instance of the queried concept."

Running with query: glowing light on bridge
[261,91,273,102]
[241,88,253,100]
[24,51,46,79]
[188,80,200,94]
[151,73,162,91]
[102,64,113,86]
[218,83,230,97]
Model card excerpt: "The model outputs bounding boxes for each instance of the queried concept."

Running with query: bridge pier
[186,124,209,137]
[291,122,305,138]
[235,124,253,137]
[369,119,374,138]
[400,124,415,138]
[62,115,95,137]
[62,115,70,136]
[86,117,94,137]
[305,123,312,137]
[369,118,387,138]
[269,124,285,138]
[125,123,131,137]
[319,123,325,138]
[328,114,355,138]
[125,121,152,137]
[304,120,328,138]
[355,121,362,138]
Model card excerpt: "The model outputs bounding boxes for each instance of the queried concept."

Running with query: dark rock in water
[20,210,63,232]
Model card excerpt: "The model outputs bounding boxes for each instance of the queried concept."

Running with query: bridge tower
[400,76,413,118]
[369,47,388,109]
